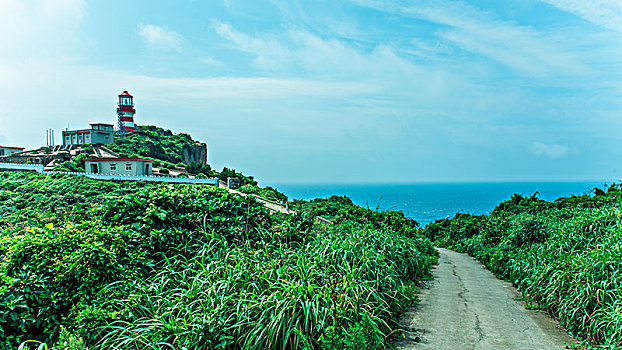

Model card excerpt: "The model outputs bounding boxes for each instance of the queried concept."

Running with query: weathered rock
[182,143,207,165]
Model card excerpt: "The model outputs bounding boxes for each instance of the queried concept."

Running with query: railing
[0,162,218,185]
[81,173,218,185]
[0,163,44,172]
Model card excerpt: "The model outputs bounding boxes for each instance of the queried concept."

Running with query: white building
[84,158,153,176]
[62,123,114,146]
[0,146,25,156]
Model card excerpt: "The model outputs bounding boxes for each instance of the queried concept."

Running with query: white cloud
[212,19,432,81]
[352,0,590,77]
[529,141,569,158]
[541,0,622,33]
[210,19,566,127]
[0,0,87,59]
[200,57,225,67]
[138,23,183,52]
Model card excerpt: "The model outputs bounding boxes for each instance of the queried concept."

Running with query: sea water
[273,182,610,226]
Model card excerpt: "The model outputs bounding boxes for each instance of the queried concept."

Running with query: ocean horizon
[272,181,614,226]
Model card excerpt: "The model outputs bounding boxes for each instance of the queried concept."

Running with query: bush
[319,314,383,350]
[0,224,145,345]
[291,195,421,238]
[50,327,88,350]
[218,167,257,186]
[511,219,549,247]
[186,162,213,176]
[53,153,88,172]
[238,185,288,203]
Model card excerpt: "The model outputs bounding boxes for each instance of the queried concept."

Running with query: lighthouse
[117,90,136,133]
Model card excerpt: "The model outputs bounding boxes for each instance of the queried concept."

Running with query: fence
[0,162,218,185]
[0,163,44,172]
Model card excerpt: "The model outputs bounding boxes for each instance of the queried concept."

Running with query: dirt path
[394,248,577,350]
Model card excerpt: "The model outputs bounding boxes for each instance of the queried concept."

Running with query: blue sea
[272,182,611,226]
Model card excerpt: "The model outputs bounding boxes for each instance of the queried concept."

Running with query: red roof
[0,146,25,150]
[119,90,133,97]
[83,158,153,162]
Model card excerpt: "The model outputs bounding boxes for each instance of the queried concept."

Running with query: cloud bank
[529,141,569,158]
[138,23,183,52]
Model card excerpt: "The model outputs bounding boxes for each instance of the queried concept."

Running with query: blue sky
[1,0,621,183]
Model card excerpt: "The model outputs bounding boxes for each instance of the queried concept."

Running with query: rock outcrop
[182,143,207,165]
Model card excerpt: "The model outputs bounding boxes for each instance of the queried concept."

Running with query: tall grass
[92,223,435,349]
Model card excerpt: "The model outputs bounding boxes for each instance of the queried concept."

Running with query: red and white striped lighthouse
[117,90,136,133]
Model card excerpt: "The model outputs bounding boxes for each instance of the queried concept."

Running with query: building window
[0,150,4,156]
[110,164,116,171]
[126,164,132,170]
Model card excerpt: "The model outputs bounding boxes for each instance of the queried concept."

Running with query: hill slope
[106,125,206,166]
[0,170,436,350]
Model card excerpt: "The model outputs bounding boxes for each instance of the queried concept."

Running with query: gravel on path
[394,248,578,350]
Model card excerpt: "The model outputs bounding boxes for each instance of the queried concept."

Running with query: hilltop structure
[0,146,25,156]
[84,157,153,175]
[62,123,114,146]
[2,89,211,178]
[117,90,136,133]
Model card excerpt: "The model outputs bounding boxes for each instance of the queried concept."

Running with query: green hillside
[0,170,436,350]
[107,125,200,165]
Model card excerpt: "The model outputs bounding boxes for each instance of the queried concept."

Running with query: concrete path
[394,248,577,350]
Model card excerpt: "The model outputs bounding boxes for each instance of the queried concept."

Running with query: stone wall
[0,154,67,165]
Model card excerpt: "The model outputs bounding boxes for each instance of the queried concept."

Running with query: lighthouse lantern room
[117,90,136,133]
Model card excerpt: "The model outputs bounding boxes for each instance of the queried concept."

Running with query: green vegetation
[238,184,288,203]
[107,125,201,165]
[104,126,278,195]
[218,167,257,186]
[53,153,88,173]
[185,161,214,177]
[421,185,622,348]
[0,171,436,349]
[291,196,423,240]
[0,171,153,217]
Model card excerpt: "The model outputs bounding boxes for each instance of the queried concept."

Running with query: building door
[145,163,151,175]
[90,164,99,174]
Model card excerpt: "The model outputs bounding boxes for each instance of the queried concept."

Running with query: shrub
[218,167,257,186]
[0,223,145,345]
[186,162,213,176]
[511,219,549,247]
